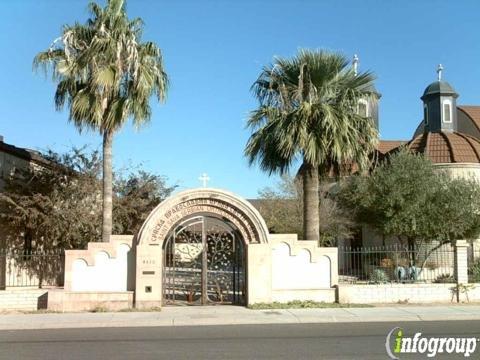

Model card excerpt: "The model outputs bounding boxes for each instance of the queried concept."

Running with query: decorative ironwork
[0,249,65,289]
[163,215,245,305]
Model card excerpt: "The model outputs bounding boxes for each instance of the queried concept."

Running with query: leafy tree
[337,149,480,252]
[245,49,378,241]
[33,0,168,242]
[256,175,353,245]
[317,183,355,246]
[0,147,175,252]
[0,148,103,252]
[255,175,303,236]
[114,170,175,235]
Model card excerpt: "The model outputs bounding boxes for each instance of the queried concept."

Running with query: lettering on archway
[136,189,270,247]
[149,198,259,245]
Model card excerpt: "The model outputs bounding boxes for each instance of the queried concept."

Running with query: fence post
[0,251,5,290]
[454,240,469,285]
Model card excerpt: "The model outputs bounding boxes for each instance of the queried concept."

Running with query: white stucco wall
[435,163,480,182]
[70,243,131,292]
[268,235,337,303]
[64,233,338,307]
[338,283,480,304]
[270,241,335,303]
[272,242,330,290]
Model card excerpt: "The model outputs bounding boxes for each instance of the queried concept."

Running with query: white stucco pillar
[454,240,469,285]
[247,243,272,305]
[135,244,163,308]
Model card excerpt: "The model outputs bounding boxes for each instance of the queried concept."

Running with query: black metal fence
[468,244,480,283]
[0,249,65,288]
[338,244,455,284]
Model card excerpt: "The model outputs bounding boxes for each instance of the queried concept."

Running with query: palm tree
[245,49,378,241]
[34,0,168,242]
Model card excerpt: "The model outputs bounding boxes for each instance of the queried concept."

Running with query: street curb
[1,306,480,330]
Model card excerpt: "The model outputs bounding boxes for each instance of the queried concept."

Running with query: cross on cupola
[437,64,444,81]
[352,53,380,130]
[198,173,210,188]
[352,54,359,76]
[421,64,458,133]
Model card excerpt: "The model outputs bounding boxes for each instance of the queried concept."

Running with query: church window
[443,100,452,123]
[358,99,369,117]
[424,104,429,125]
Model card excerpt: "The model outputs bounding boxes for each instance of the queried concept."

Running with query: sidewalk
[1,305,480,330]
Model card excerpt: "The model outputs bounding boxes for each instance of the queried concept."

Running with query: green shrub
[469,260,480,283]
[434,274,454,283]
[369,268,389,284]
[90,306,108,313]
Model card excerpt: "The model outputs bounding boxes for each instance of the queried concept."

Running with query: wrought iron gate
[163,215,245,305]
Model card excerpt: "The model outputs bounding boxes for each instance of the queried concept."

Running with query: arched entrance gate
[134,188,270,308]
[163,215,245,305]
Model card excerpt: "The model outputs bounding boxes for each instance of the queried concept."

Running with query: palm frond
[245,48,378,176]
[33,0,168,136]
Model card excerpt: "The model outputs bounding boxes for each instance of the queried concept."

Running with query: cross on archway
[198,173,210,187]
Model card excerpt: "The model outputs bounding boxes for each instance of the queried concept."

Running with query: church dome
[422,81,457,99]
[407,131,480,163]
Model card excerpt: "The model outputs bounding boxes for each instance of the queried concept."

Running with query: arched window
[443,99,452,123]
[358,99,369,117]
[424,104,429,126]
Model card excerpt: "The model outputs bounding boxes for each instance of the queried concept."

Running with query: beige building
[0,136,56,289]
[0,135,53,190]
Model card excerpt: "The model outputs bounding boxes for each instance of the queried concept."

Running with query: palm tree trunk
[102,130,114,243]
[302,162,319,241]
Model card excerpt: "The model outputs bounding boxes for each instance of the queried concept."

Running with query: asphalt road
[0,321,479,359]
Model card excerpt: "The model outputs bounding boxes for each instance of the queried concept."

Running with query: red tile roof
[377,140,407,154]
[458,106,480,133]
[408,131,480,163]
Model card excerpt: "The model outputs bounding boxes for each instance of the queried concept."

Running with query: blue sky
[1,0,479,198]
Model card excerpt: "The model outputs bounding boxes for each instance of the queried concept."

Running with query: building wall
[64,235,135,292]
[71,244,131,292]
[435,163,480,182]
[338,283,480,304]
[48,290,133,312]
[0,151,28,190]
[0,289,48,311]
[269,234,337,303]
[0,151,34,276]
[61,233,338,310]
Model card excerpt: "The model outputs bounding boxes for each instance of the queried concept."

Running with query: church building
[379,65,480,180]
[356,65,480,249]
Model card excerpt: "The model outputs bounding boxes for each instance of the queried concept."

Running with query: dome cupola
[421,64,459,133]
[407,131,480,164]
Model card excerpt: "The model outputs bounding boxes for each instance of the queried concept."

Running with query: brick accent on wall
[0,290,48,311]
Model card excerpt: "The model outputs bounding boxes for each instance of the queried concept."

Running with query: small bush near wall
[368,268,390,284]
[248,300,373,309]
[469,259,480,283]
